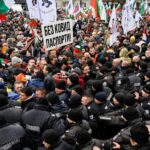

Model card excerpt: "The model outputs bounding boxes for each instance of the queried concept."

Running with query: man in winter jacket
[42,129,74,150]
[0,94,22,124]
[0,115,26,150]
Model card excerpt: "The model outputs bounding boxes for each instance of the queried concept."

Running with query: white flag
[66,0,74,15]
[145,0,148,10]
[26,0,40,20]
[38,0,57,24]
[127,2,136,32]
[109,6,116,29]
[26,0,57,24]
[122,3,135,34]
[99,0,107,22]
[135,10,142,28]
[109,6,117,46]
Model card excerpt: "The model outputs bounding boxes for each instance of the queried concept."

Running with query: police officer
[0,115,26,150]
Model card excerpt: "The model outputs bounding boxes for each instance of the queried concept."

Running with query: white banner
[26,0,40,20]
[38,0,57,24]
[26,0,57,24]
[42,20,73,51]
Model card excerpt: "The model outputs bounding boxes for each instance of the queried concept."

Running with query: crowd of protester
[0,9,150,150]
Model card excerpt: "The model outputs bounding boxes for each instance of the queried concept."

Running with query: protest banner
[41,19,73,51]
[26,0,57,24]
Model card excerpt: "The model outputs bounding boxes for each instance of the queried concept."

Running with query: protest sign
[26,0,57,24]
[41,19,73,51]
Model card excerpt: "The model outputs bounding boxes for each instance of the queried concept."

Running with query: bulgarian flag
[0,58,8,65]
[0,0,14,21]
[116,3,121,12]
[106,4,112,15]
[85,7,92,18]
[25,19,38,28]
[73,3,80,14]
[90,0,100,19]
[0,14,6,21]
[75,9,87,19]
[0,0,14,14]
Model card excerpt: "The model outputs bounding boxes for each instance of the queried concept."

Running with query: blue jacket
[27,79,44,89]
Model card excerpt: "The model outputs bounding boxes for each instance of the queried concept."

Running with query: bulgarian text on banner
[41,20,73,51]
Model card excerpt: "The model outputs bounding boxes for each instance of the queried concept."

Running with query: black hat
[130,124,149,145]
[72,67,82,76]
[143,84,150,94]
[114,92,124,104]
[76,130,92,146]
[0,94,8,107]
[69,95,81,108]
[56,80,66,90]
[139,61,147,71]
[145,71,150,78]
[92,80,103,91]
[46,93,59,105]
[72,85,83,96]
[95,92,107,102]
[68,109,83,123]
[42,129,60,145]
[123,93,135,106]
[69,74,79,84]
[121,77,130,85]
[123,107,139,121]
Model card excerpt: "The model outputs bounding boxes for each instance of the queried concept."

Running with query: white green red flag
[0,0,14,22]
[106,4,112,15]
[0,0,14,14]
[116,3,121,12]
[99,0,107,21]
[75,9,87,19]
[90,0,100,19]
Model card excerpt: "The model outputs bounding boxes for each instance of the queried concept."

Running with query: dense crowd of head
[0,9,150,150]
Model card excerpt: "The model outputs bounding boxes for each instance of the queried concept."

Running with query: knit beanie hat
[73,45,82,54]
[72,85,83,96]
[55,80,66,90]
[76,130,92,146]
[11,56,22,65]
[15,73,26,83]
[92,80,103,91]
[0,94,8,107]
[46,93,60,105]
[130,124,149,145]
[143,84,150,94]
[114,92,125,104]
[139,61,147,71]
[123,93,135,106]
[42,129,60,145]
[68,109,83,123]
[123,107,139,121]
[69,95,81,108]
[72,67,82,76]
[69,74,79,85]
[95,92,107,102]
[145,71,150,78]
